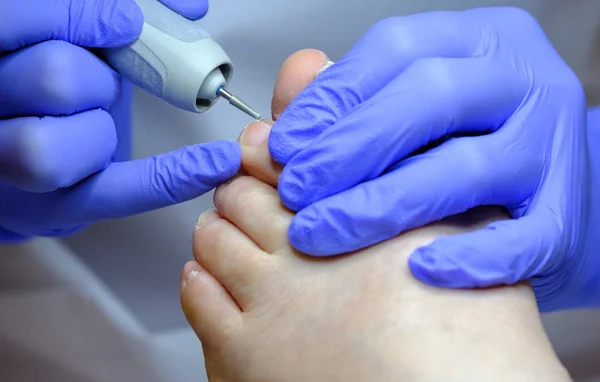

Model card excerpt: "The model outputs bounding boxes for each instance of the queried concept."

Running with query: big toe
[240,49,333,187]
[271,48,332,120]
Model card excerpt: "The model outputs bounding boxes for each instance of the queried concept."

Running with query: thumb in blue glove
[0,0,239,241]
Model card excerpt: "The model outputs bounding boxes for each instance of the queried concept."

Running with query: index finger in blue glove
[0,141,240,232]
[277,57,526,211]
[268,11,484,165]
[158,0,209,20]
[60,140,241,223]
[0,0,143,52]
[287,132,540,256]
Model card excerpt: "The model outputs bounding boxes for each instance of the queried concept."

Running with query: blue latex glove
[269,7,594,311]
[0,0,239,241]
[159,0,209,20]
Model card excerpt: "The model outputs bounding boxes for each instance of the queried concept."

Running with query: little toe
[193,210,276,309]
[214,176,292,253]
[180,261,242,345]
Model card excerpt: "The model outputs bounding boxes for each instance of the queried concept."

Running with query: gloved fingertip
[288,217,313,254]
[0,226,32,244]
[138,140,241,206]
[158,0,209,21]
[197,140,242,184]
[288,214,330,257]
[92,0,144,46]
[288,209,355,256]
[408,247,474,288]
[187,1,209,21]
[122,0,145,37]
[267,127,293,165]
[277,171,308,213]
[408,247,443,285]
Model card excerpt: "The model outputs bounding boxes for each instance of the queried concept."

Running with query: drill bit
[217,87,261,120]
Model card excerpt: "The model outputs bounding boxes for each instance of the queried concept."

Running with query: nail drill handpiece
[101,0,260,119]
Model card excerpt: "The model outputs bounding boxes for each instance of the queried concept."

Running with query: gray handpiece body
[102,0,233,113]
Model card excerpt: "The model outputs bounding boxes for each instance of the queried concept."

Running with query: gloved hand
[158,0,209,20]
[0,0,239,241]
[269,7,594,311]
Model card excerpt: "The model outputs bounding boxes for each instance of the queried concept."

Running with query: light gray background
[48,0,600,379]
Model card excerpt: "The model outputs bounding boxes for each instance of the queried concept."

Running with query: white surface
[1,0,600,380]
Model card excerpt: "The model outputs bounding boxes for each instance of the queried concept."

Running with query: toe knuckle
[212,184,227,210]
[227,176,257,196]
[214,176,256,211]
[195,221,227,256]
[212,178,241,213]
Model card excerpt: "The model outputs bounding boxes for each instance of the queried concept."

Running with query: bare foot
[180,50,570,382]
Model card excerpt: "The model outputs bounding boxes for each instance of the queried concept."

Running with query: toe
[240,49,333,186]
[180,261,242,345]
[193,210,276,309]
[271,49,332,120]
[240,121,282,187]
[214,176,292,253]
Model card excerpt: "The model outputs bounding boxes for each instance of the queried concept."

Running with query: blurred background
[1,0,600,380]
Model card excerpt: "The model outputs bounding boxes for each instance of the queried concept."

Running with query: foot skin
[180,50,571,382]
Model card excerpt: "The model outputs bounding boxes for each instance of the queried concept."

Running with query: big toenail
[196,210,219,229]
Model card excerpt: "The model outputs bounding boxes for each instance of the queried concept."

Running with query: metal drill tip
[217,87,262,120]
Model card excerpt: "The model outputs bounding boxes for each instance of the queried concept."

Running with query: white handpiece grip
[102,0,234,113]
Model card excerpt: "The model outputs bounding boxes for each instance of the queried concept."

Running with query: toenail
[316,60,335,77]
[196,210,219,229]
[188,270,201,281]
[182,269,201,289]
[240,121,270,147]
[237,121,253,143]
